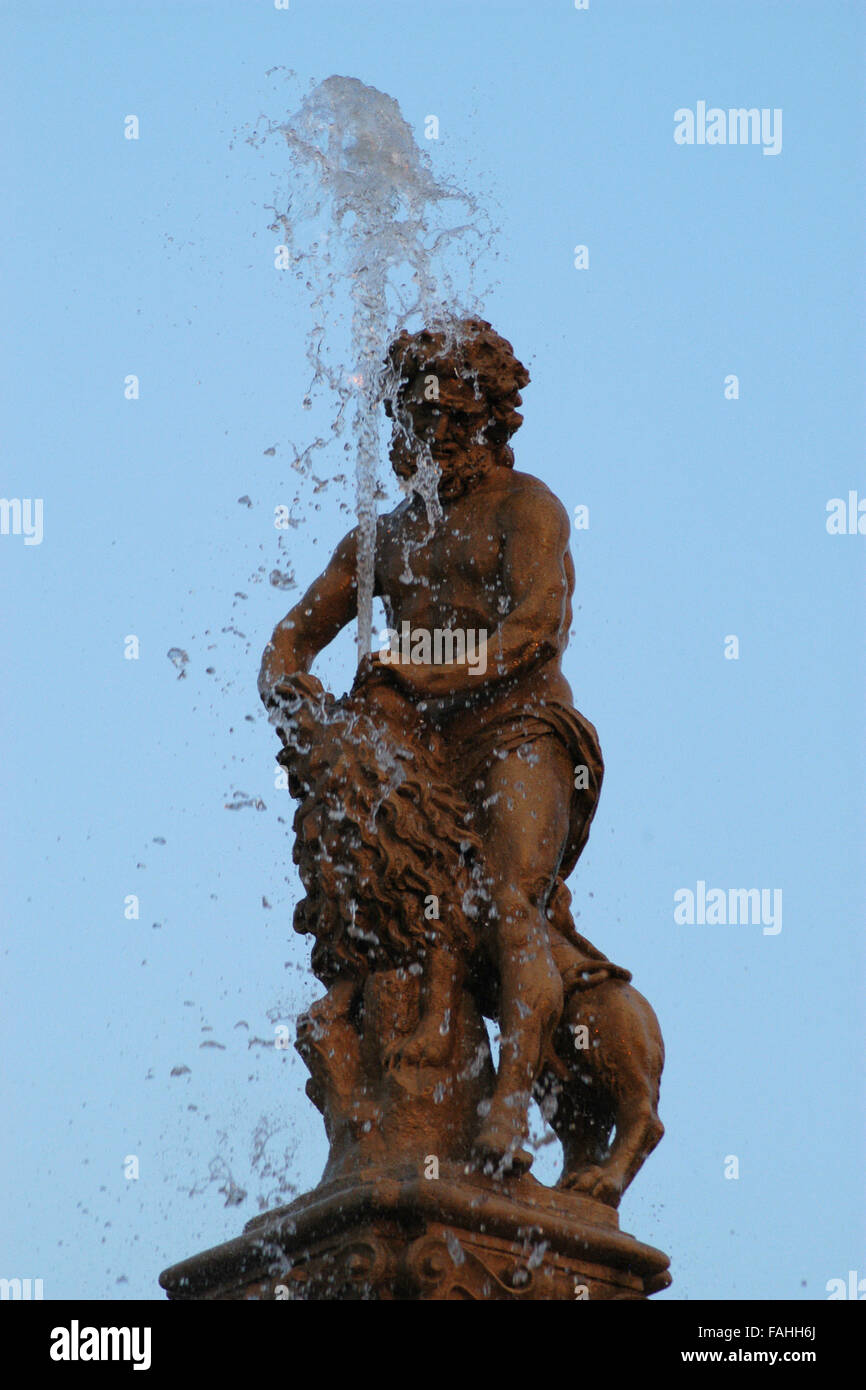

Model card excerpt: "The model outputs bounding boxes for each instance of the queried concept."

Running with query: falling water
[255,75,494,657]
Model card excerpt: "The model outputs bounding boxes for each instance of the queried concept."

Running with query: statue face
[383,319,529,498]
[388,364,491,492]
[393,370,448,451]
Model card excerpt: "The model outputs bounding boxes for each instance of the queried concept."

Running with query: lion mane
[281,692,484,987]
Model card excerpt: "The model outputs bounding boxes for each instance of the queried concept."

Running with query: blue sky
[1,0,864,1301]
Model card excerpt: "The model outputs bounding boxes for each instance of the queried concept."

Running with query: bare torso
[373,466,575,719]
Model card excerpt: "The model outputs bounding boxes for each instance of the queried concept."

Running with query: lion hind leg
[536,1074,614,1188]
[550,981,664,1206]
[572,1097,664,1207]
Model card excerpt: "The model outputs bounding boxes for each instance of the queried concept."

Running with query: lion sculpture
[272,672,663,1205]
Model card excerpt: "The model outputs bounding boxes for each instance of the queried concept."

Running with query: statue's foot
[559,1163,625,1208]
[472,1119,533,1176]
[382,1024,451,1070]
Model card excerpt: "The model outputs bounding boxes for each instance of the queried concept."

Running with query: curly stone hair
[383,317,530,468]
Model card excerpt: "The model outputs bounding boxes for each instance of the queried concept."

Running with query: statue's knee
[541,969,564,1027]
[494,873,553,925]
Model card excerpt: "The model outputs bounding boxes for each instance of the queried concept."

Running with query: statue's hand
[270,672,331,773]
[351,652,415,706]
[258,648,324,711]
[350,653,425,734]
[272,671,326,708]
[351,650,392,694]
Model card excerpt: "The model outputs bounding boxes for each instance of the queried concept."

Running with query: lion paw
[561,1164,624,1208]
[383,1026,451,1071]
[472,1120,534,1176]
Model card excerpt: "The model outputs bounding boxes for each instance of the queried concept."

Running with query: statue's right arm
[258,528,359,705]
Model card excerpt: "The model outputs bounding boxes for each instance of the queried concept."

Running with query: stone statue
[257,319,664,1203]
[159,319,671,1301]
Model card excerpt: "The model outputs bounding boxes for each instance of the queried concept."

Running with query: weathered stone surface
[160,318,671,1301]
[160,1170,671,1301]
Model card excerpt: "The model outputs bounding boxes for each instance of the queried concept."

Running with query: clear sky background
[2,0,864,1302]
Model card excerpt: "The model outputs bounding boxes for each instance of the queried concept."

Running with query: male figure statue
[259,318,609,1172]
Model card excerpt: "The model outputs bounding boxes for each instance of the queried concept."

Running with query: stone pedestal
[159,1167,671,1301]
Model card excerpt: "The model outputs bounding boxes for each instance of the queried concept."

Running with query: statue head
[383,317,530,500]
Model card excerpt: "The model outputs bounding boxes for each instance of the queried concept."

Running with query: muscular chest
[376,506,507,620]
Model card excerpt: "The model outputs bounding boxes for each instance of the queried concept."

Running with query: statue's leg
[472,738,572,1170]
